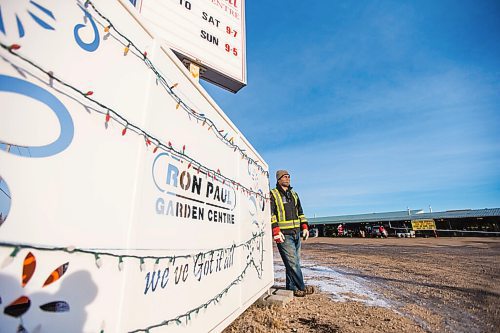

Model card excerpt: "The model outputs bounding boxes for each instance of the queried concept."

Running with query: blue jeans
[277,230,305,291]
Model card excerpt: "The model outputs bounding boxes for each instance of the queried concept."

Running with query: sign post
[136,0,247,92]
[0,1,271,332]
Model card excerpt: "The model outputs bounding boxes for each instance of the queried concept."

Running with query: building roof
[309,208,500,225]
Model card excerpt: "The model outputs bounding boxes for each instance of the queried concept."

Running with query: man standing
[270,170,314,297]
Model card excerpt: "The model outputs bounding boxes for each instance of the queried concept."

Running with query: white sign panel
[0,0,271,332]
[137,0,246,93]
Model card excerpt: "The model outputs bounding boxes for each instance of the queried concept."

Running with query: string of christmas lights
[83,0,268,176]
[129,238,265,332]
[0,41,269,201]
[0,230,265,271]
[0,230,265,332]
[129,257,262,333]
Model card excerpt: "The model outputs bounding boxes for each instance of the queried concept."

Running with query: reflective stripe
[291,190,299,205]
[271,188,302,230]
[290,191,307,223]
[271,189,285,222]
[279,219,301,229]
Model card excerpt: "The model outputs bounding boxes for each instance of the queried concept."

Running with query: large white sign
[0,0,271,332]
[137,0,246,93]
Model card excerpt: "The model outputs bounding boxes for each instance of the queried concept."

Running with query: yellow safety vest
[270,188,307,230]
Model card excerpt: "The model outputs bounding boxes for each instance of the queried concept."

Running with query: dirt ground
[223,237,500,333]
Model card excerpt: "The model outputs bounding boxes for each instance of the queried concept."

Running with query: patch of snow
[274,262,392,308]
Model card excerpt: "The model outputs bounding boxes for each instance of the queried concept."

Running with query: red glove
[301,224,309,240]
[273,227,285,243]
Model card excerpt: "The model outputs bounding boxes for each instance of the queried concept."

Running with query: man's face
[278,174,290,187]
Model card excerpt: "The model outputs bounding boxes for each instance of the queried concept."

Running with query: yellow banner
[411,219,436,230]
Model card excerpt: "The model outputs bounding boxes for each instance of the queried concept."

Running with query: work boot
[293,290,306,297]
[304,285,315,295]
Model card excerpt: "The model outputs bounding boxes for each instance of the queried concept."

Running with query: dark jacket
[270,183,308,234]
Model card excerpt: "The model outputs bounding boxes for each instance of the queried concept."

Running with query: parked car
[397,230,415,238]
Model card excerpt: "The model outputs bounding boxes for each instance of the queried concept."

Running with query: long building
[308,208,500,237]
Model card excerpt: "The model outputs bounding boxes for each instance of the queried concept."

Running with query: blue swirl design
[0,177,11,226]
[0,1,55,38]
[0,75,74,158]
[29,0,55,25]
[249,196,257,216]
[16,15,25,37]
[73,4,100,52]
[0,7,5,35]
[258,189,265,211]
[152,152,170,193]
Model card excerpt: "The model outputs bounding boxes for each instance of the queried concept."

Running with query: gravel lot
[224,237,500,333]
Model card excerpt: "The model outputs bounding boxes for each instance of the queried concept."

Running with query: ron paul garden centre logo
[151,152,237,225]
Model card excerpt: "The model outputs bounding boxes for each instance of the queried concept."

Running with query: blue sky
[202,0,500,217]
[1,0,499,219]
